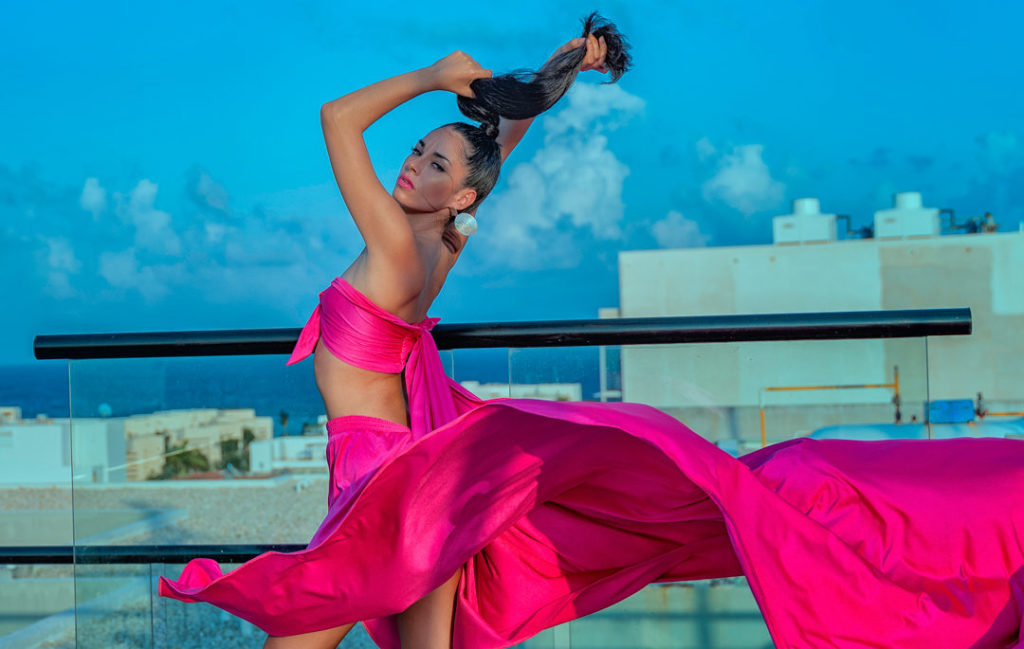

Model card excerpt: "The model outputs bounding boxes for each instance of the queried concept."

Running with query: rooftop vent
[874,192,940,239]
[772,198,838,245]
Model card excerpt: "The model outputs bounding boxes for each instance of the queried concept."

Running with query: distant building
[0,408,273,484]
[459,381,583,402]
[123,409,273,480]
[250,415,328,473]
[0,412,123,485]
[0,406,23,424]
[615,192,1024,443]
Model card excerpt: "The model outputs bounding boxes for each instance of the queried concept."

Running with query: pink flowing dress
[159,277,1024,648]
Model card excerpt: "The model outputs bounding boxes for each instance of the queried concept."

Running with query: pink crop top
[287,277,438,373]
[286,277,482,440]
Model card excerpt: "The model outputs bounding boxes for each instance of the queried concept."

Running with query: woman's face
[393,127,476,214]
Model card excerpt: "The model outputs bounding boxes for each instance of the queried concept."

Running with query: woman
[161,13,1024,649]
[163,13,643,649]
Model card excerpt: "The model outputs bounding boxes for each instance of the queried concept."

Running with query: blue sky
[3,0,1022,363]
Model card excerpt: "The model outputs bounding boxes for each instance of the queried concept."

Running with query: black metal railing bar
[34,307,971,360]
[1,544,304,564]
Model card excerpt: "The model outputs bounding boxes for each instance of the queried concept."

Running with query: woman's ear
[453,187,478,211]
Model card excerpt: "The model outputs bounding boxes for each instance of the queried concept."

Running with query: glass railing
[5,307,976,648]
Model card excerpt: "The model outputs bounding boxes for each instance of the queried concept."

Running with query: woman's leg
[396,569,462,649]
[263,622,356,649]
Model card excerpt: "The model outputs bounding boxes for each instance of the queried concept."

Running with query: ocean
[0,347,608,436]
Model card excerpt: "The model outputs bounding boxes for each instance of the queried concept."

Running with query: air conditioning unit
[772,198,837,244]
[874,192,940,239]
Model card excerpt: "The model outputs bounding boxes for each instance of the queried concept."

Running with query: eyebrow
[417,140,450,164]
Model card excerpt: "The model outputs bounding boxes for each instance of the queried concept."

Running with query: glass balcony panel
[508,346,618,403]
[53,331,984,648]
[449,347,512,399]
[506,337,931,647]
[0,562,76,648]
[65,563,153,649]
[613,337,929,447]
[0,360,75,647]
[926,335,1024,438]
[66,354,335,647]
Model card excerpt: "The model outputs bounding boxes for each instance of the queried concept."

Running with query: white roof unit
[874,192,940,239]
[772,198,838,245]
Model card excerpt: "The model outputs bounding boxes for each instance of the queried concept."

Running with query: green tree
[149,437,211,480]
[217,427,256,473]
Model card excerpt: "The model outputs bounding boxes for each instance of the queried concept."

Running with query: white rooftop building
[615,192,1023,443]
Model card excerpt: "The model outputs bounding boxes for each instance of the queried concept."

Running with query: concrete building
[0,408,273,484]
[616,193,1024,444]
[123,408,273,480]
[250,416,328,473]
[459,381,584,402]
[0,413,124,485]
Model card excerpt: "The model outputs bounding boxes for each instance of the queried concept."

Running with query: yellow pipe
[986,411,1024,417]
[759,366,902,446]
[764,383,895,392]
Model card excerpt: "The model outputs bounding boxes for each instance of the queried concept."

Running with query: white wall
[618,231,1023,409]
[0,422,71,485]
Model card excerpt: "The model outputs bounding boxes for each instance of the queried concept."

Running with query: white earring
[454,212,477,236]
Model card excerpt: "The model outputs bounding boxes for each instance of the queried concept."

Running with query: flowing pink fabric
[159,278,1024,648]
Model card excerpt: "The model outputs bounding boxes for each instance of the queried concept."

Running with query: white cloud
[695,137,717,162]
[702,143,785,216]
[113,179,182,257]
[80,177,107,218]
[82,176,357,311]
[542,83,645,138]
[475,83,644,270]
[99,248,139,290]
[652,210,710,249]
[42,237,81,298]
[190,168,231,213]
[45,238,81,273]
[99,247,186,302]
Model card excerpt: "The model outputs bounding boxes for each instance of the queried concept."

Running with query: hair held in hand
[456,12,633,136]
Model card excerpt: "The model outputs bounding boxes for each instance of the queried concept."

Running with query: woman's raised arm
[320,53,490,273]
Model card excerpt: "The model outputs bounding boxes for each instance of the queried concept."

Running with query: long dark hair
[447,12,632,210]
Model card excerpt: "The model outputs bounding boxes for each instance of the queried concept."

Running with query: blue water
[0,348,609,436]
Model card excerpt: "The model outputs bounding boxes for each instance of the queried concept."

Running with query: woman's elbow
[320,102,340,130]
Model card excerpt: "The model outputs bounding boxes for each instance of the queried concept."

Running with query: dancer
[163,13,634,649]
[160,13,1024,649]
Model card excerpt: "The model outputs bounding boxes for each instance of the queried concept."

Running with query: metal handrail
[34,307,972,360]
[0,544,303,564]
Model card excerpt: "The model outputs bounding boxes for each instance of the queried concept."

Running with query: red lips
[398,175,414,189]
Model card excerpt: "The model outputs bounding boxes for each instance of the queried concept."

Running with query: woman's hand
[547,34,609,73]
[428,51,492,97]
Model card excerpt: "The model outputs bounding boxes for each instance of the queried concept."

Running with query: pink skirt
[159,399,1024,649]
[322,415,415,523]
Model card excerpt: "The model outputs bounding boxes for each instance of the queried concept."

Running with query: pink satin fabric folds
[159,278,1024,648]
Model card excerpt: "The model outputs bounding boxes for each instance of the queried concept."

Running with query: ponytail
[457,12,632,134]
[447,12,633,210]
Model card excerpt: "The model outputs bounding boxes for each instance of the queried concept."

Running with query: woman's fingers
[434,51,492,97]
[580,33,609,73]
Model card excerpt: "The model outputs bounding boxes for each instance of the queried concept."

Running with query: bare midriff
[313,338,410,427]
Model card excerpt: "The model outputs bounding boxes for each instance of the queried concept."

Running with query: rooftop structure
[616,192,1023,442]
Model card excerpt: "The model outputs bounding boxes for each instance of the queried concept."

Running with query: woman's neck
[406,207,449,239]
